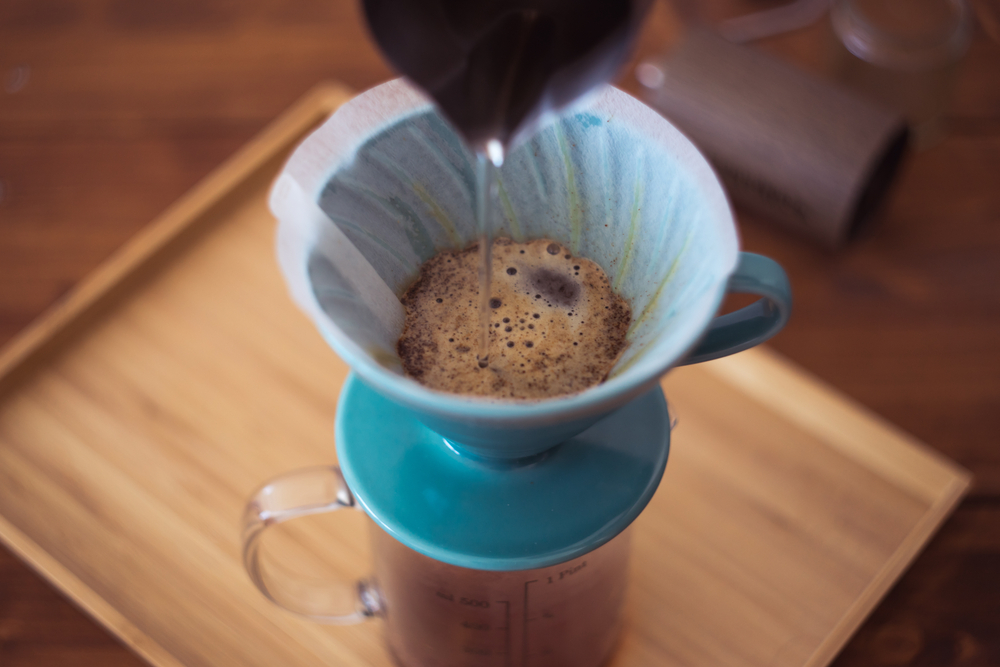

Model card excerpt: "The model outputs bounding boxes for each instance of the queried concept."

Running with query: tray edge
[803,474,969,667]
[0,82,354,397]
[700,347,972,666]
[0,80,355,666]
[0,512,186,667]
[703,346,973,501]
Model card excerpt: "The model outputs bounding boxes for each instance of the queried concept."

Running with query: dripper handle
[241,466,382,624]
[681,252,792,365]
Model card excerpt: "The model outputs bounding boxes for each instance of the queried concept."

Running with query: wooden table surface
[0,1,997,665]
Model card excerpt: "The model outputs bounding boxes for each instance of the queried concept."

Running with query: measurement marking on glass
[496,600,511,667]
[522,580,538,667]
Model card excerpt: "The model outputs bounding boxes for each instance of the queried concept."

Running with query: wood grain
[0,75,971,667]
[0,0,997,665]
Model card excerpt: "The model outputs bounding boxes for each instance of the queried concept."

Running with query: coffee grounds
[397,238,630,399]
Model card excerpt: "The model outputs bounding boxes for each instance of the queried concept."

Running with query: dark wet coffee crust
[530,268,580,307]
[397,238,631,400]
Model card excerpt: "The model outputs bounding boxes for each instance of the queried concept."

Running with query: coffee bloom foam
[398,238,630,399]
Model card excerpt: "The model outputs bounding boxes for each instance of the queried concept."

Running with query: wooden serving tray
[0,83,970,667]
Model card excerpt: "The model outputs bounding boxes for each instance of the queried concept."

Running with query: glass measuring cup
[243,465,631,667]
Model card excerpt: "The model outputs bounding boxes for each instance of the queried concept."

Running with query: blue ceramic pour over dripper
[269,79,791,569]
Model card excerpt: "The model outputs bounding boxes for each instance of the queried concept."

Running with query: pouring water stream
[360,0,652,370]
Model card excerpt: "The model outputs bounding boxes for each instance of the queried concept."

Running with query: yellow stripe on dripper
[496,177,525,242]
[413,181,463,249]
[627,230,693,340]
[555,124,582,255]
[613,179,643,293]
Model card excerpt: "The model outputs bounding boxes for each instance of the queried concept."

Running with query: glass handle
[241,465,381,624]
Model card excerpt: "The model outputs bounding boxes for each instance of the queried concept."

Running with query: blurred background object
[717,0,833,42]
[359,0,652,150]
[973,0,1000,41]
[638,29,909,247]
[828,0,972,147]
[640,0,977,247]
